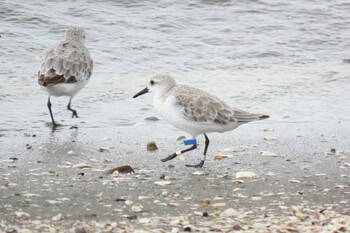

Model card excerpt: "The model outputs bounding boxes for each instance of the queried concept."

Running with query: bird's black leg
[67,99,78,118]
[186,134,210,168]
[161,143,197,162]
[47,96,58,128]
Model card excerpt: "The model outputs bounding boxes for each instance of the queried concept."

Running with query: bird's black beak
[133,87,149,98]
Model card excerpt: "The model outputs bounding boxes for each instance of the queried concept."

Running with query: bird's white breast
[153,94,242,137]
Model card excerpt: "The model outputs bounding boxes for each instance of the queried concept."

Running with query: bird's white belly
[153,95,241,137]
[42,80,89,97]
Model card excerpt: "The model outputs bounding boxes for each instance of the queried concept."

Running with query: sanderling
[133,74,269,168]
[38,27,93,128]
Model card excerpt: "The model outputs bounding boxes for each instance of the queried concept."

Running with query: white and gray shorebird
[38,27,93,128]
[133,74,269,168]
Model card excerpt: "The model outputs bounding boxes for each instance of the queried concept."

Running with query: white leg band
[176,151,182,156]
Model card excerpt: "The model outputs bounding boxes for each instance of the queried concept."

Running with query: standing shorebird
[133,74,269,168]
[38,27,93,128]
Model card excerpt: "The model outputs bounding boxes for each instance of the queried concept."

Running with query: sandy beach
[1,119,349,232]
[1,0,350,231]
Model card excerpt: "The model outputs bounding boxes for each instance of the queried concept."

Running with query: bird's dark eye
[150,80,155,85]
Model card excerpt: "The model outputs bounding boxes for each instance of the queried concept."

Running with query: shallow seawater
[0,0,350,133]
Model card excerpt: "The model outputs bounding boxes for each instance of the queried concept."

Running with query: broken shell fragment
[220,208,239,217]
[106,165,135,174]
[154,180,172,186]
[260,151,277,157]
[131,205,143,212]
[263,135,277,141]
[72,163,92,169]
[235,171,259,179]
[147,142,158,151]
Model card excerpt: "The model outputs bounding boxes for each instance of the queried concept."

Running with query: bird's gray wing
[174,85,262,124]
[38,42,93,86]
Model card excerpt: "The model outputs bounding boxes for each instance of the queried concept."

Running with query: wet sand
[1,119,349,232]
[1,0,350,231]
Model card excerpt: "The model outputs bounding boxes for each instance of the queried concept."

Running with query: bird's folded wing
[38,43,93,86]
[175,86,262,125]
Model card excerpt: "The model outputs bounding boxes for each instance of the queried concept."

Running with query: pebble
[154,181,172,186]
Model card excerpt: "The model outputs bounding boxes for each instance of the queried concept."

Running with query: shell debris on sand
[235,171,259,179]
[99,147,111,152]
[154,180,172,186]
[106,165,135,174]
[263,135,277,141]
[147,141,158,151]
[72,163,92,169]
[260,151,277,157]
[214,155,223,160]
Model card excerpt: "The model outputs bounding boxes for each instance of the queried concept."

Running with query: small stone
[75,227,87,233]
[99,147,110,152]
[147,142,158,151]
[131,205,143,212]
[26,144,32,149]
[200,199,211,206]
[232,224,243,230]
[127,215,137,220]
[68,150,74,155]
[115,198,126,202]
[145,116,159,121]
[184,226,191,232]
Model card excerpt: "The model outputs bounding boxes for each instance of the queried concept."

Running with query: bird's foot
[71,110,79,118]
[185,160,205,168]
[161,153,177,162]
[51,121,60,131]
